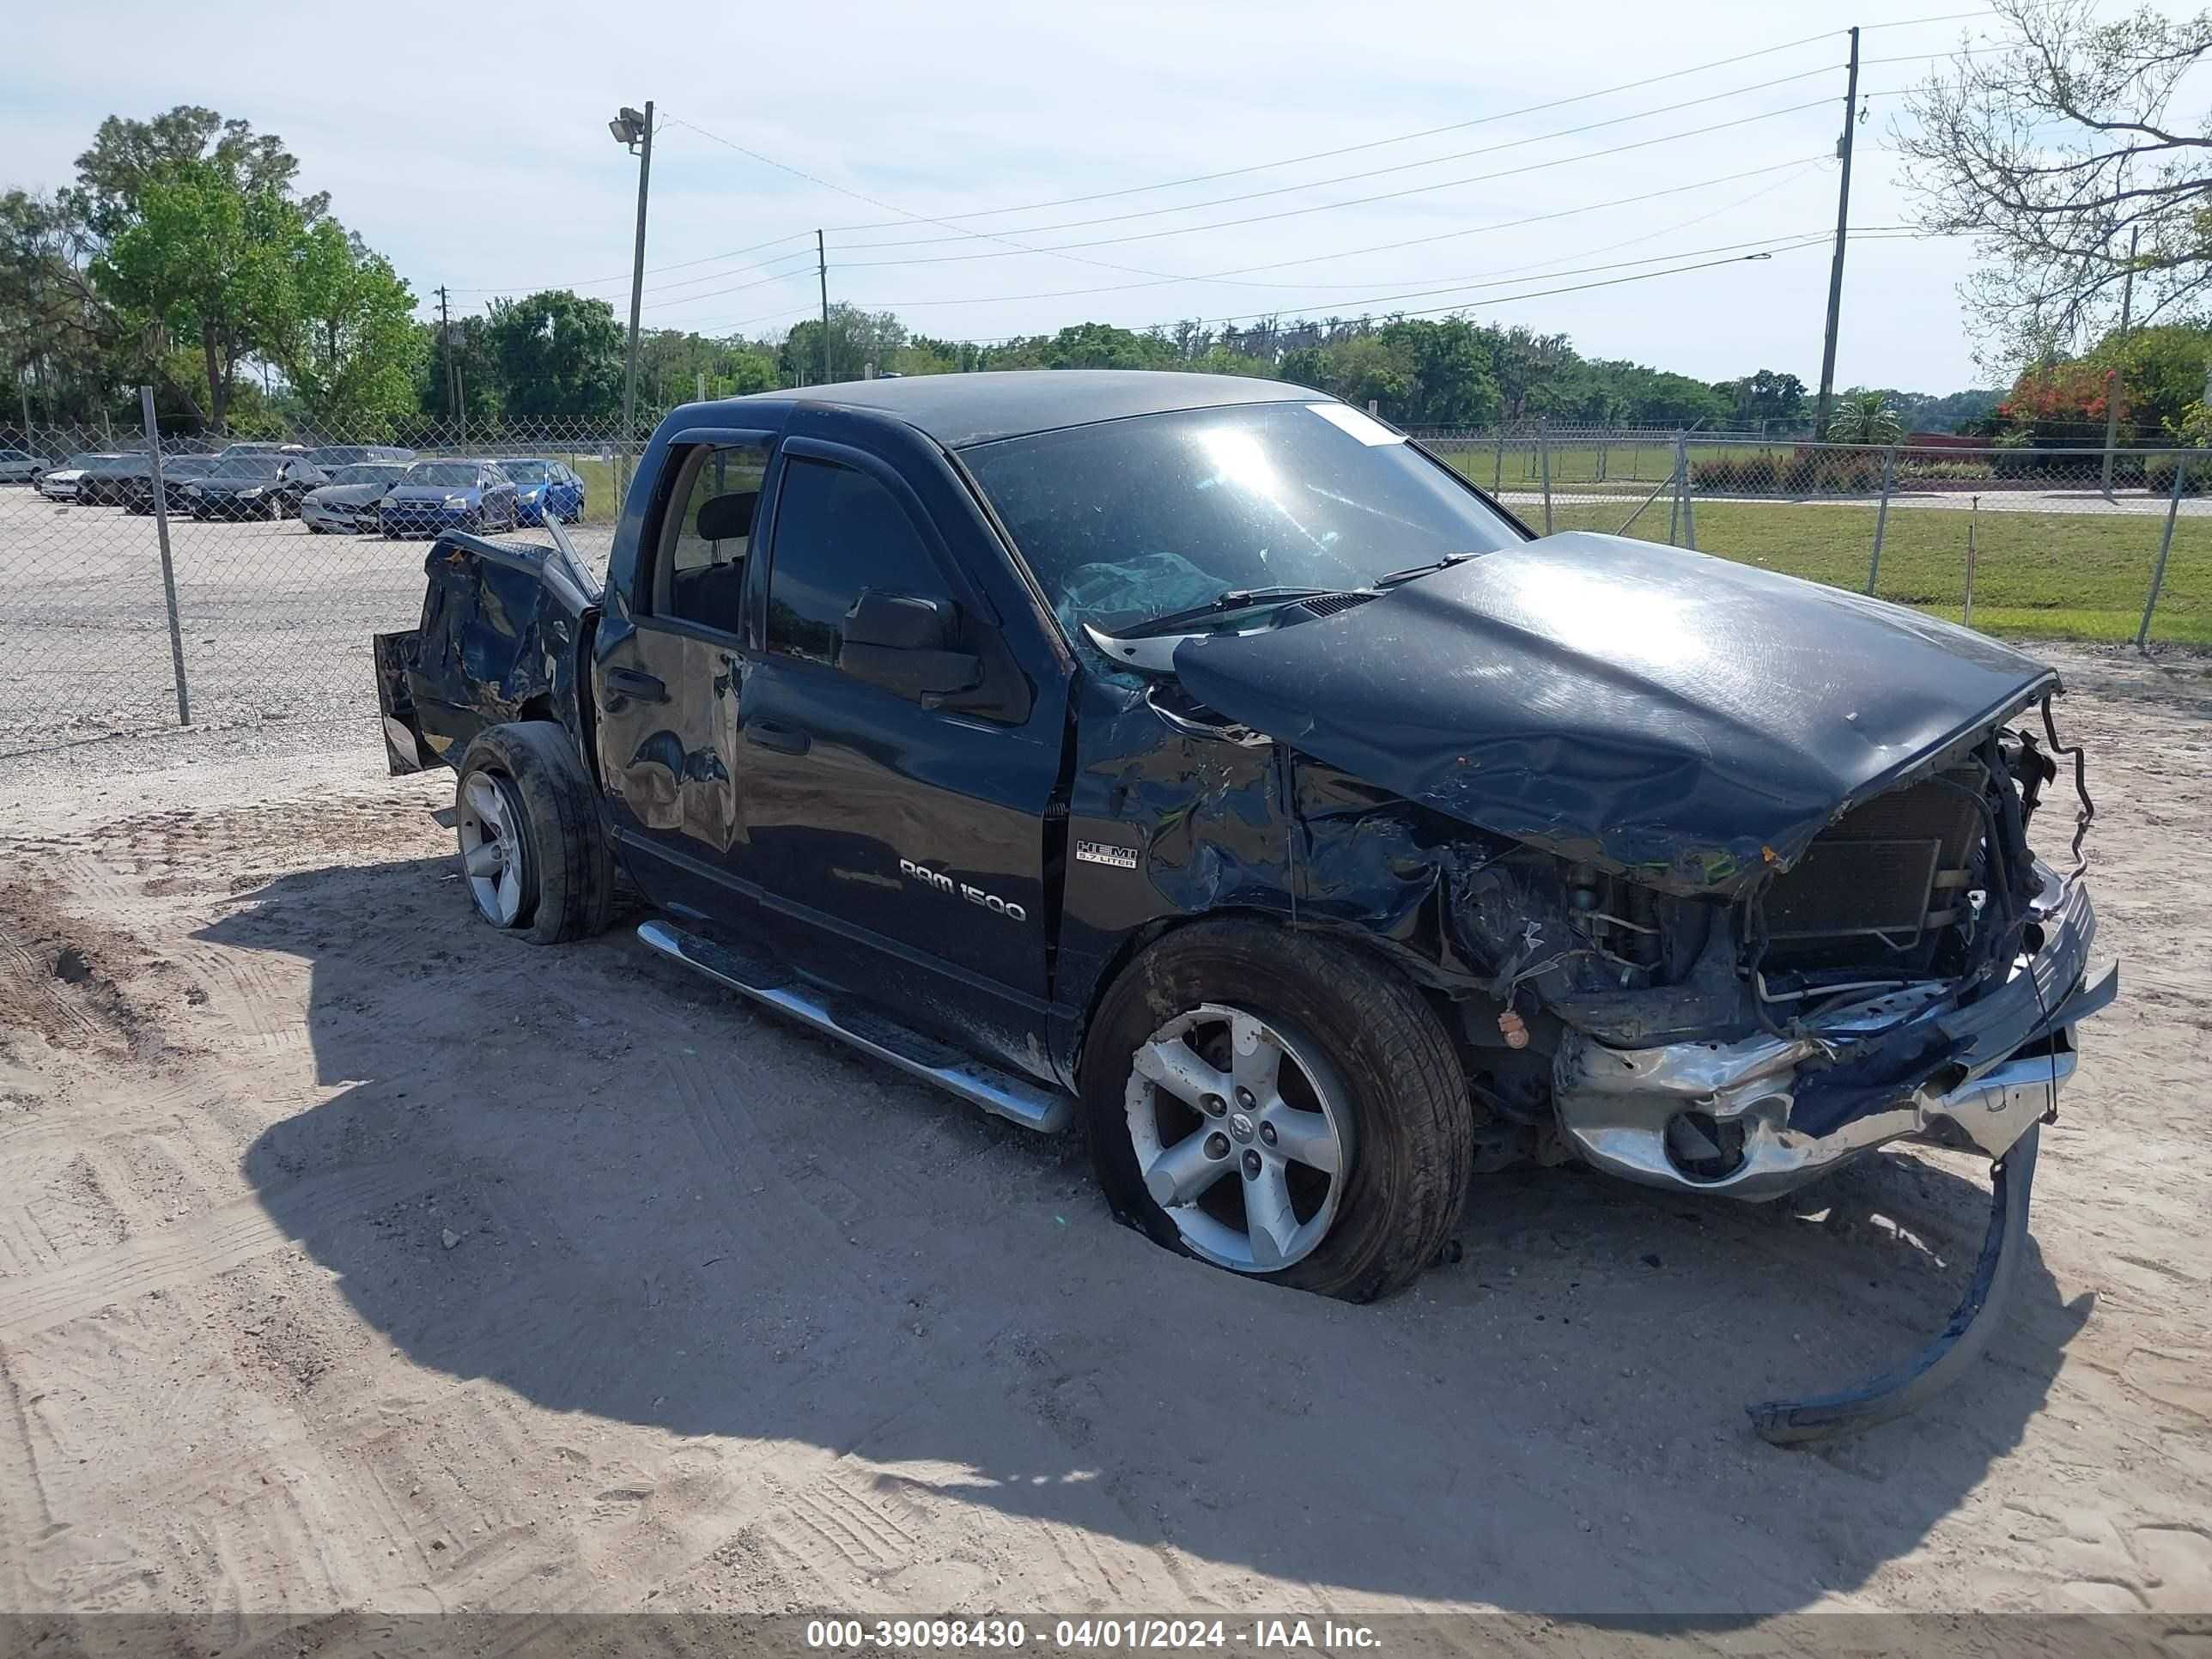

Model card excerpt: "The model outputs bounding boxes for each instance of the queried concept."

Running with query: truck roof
[720,368,1316,449]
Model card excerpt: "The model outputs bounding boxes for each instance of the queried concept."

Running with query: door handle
[606,667,667,702]
[744,717,811,756]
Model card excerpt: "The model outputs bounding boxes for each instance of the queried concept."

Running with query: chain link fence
[3,402,2205,760]
[1419,429,2209,648]
[0,402,629,757]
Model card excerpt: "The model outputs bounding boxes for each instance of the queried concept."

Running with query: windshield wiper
[1121,585,1341,635]
[1374,551,1481,588]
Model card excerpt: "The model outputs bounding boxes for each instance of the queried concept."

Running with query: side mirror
[838,589,981,702]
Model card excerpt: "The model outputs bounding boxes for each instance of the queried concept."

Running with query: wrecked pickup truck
[375,370,2117,1441]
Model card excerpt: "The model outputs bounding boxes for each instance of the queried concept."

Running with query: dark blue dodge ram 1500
[375,370,2117,1442]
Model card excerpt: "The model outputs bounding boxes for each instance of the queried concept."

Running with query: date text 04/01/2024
[802,1617,1382,1650]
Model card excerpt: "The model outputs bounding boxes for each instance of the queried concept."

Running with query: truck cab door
[736,433,1066,1078]
[593,434,774,915]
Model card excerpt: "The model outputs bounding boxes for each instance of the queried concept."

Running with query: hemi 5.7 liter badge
[1075,840,1139,870]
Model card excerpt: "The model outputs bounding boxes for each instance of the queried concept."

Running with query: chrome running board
[635,919,1075,1134]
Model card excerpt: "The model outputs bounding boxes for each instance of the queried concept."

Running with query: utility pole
[1812,25,1861,441]
[817,229,832,386]
[436,284,455,425]
[2101,225,2139,497]
[617,102,654,470]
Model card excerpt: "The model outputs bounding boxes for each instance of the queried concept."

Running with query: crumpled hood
[1171,532,2057,896]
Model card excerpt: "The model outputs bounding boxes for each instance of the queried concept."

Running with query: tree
[1715,368,1807,427]
[2087,322,2212,433]
[779,304,908,384]
[279,221,422,430]
[1827,390,1907,445]
[1900,0,2212,368]
[94,161,303,428]
[484,289,623,422]
[70,106,326,238]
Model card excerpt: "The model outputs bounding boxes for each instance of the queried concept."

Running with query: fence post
[2138,450,2188,647]
[1867,442,1897,595]
[139,386,191,726]
[1680,437,1698,550]
[1669,433,1686,545]
[1492,428,1504,492]
[1538,422,1553,534]
[1963,495,1979,629]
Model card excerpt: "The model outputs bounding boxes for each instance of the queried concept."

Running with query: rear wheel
[1082,919,1472,1302]
[453,722,615,945]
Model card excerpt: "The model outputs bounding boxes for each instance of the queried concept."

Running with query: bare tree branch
[1897,0,2212,367]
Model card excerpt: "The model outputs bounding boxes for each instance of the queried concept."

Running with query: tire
[452,722,615,945]
[1081,919,1472,1303]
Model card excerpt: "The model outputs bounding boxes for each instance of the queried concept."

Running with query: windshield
[210,458,285,480]
[403,463,481,487]
[961,401,1521,639]
[332,464,406,485]
[62,453,106,470]
[496,460,551,483]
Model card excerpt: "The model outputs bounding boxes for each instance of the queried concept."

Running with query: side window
[766,457,949,666]
[656,441,769,636]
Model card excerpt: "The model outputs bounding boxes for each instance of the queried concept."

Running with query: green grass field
[1443,441,1778,492]
[572,454,622,526]
[566,447,2201,645]
[1534,498,2206,645]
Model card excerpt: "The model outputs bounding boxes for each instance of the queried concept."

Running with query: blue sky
[5,0,2027,392]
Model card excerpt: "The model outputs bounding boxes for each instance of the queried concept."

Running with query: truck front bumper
[1553,866,2116,1200]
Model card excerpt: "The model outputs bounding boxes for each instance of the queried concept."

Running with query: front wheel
[1082,920,1472,1302]
[453,722,615,944]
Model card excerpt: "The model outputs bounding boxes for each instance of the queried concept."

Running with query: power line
[858,233,1836,326]
[672,157,1828,331]
[662,115,1214,290]
[445,229,817,295]
[828,106,1841,270]
[823,70,1844,253]
[815,29,1846,233]
[815,164,1834,311]
[933,245,1818,348]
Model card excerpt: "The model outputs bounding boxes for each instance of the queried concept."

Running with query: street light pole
[611,102,653,499]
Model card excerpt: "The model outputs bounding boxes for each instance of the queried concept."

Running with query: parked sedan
[216,441,307,461]
[301,462,410,533]
[183,454,329,520]
[491,458,585,526]
[0,447,43,484]
[76,453,155,507]
[116,455,218,514]
[35,453,122,501]
[305,444,415,471]
[378,460,520,537]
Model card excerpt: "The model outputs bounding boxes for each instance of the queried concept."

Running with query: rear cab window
[653,441,773,637]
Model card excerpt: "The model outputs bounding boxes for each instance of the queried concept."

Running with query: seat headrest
[696,490,757,544]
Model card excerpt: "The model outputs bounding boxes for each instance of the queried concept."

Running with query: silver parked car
[301,462,411,533]
[0,447,43,485]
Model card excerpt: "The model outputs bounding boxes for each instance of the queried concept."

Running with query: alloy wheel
[1123,1002,1354,1273]
[457,769,529,926]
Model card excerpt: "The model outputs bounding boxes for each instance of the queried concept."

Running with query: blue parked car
[380,460,520,538]
[493,458,586,526]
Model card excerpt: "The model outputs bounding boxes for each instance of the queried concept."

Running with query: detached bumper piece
[1550,862,2115,1443]
[1748,1124,2038,1445]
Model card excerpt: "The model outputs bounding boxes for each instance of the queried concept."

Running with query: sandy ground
[1,642,2209,1631]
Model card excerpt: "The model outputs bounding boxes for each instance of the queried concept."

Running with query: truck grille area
[1762,769,1984,970]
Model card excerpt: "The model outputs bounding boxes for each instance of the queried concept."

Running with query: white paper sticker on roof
[1305,402,1405,446]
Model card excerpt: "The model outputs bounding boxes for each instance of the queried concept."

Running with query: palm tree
[1826,390,1905,445]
